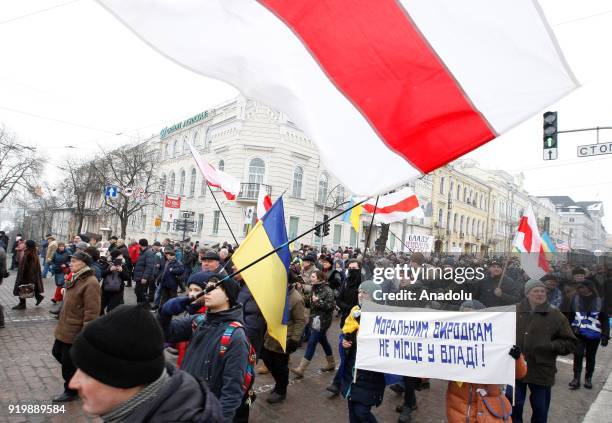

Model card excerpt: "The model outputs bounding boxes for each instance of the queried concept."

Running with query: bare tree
[0,126,43,202]
[91,140,157,238]
[58,160,98,235]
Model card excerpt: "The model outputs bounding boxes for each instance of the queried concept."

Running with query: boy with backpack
[158,272,255,422]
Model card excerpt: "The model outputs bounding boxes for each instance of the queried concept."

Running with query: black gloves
[509,345,521,360]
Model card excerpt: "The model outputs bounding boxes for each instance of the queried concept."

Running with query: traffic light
[323,214,330,237]
[543,111,558,149]
[314,225,322,238]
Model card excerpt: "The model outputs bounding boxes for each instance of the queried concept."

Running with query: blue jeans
[154,283,162,307]
[348,400,377,423]
[54,273,65,287]
[304,327,332,361]
[507,381,551,423]
[41,260,50,278]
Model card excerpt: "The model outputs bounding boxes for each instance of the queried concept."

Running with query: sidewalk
[583,366,612,423]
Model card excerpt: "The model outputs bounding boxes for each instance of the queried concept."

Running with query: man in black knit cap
[68,304,222,422]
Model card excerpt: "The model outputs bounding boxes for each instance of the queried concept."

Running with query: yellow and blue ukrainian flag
[342,198,363,232]
[541,231,557,254]
[232,197,291,350]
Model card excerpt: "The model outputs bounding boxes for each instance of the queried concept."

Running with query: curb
[582,368,612,422]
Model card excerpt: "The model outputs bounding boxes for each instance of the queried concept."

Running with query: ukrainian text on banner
[355,304,516,385]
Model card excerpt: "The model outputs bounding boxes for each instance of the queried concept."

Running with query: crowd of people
[0,231,610,422]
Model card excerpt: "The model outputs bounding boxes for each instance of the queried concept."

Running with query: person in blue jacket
[158,272,252,422]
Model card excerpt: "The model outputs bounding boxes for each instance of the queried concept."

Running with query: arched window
[192,131,199,146]
[466,217,470,234]
[159,174,167,194]
[463,187,468,202]
[165,143,172,159]
[173,140,179,158]
[472,219,476,235]
[453,214,458,232]
[248,158,265,184]
[189,168,196,197]
[168,171,176,194]
[460,215,465,233]
[438,208,443,224]
[218,159,225,172]
[200,178,207,196]
[317,173,328,203]
[292,166,303,198]
[179,169,186,195]
[450,181,454,197]
[456,184,461,200]
[182,137,189,155]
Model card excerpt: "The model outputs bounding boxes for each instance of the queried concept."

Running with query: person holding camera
[261,266,306,404]
[100,250,130,314]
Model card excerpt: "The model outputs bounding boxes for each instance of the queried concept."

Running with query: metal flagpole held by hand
[193,198,370,300]
[206,183,239,245]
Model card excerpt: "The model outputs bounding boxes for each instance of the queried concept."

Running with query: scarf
[102,370,169,423]
[64,266,91,290]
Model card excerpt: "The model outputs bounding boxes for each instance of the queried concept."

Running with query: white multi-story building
[126,96,420,252]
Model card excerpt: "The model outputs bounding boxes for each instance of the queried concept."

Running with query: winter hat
[202,250,221,261]
[164,247,175,256]
[71,251,93,266]
[320,255,334,265]
[303,253,317,263]
[578,279,595,290]
[25,240,36,249]
[188,271,220,291]
[459,300,486,311]
[138,238,148,247]
[358,280,379,298]
[572,267,586,276]
[218,277,240,307]
[71,305,165,388]
[75,241,89,250]
[152,241,162,247]
[524,279,546,295]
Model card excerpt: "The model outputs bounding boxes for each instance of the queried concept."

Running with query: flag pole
[194,198,370,299]
[363,196,380,258]
[388,227,414,253]
[206,183,239,245]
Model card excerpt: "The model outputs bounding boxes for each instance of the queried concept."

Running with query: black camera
[113,259,123,266]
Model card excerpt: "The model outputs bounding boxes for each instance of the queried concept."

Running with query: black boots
[584,377,593,389]
[326,382,340,395]
[569,377,580,390]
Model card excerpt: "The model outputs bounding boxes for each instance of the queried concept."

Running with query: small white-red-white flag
[361,187,424,224]
[187,142,240,200]
[256,188,272,222]
[512,205,550,280]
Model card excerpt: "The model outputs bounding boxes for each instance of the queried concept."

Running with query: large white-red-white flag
[361,187,424,224]
[187,142,241,200]
[98,0,577,195]
[512,205,550,280]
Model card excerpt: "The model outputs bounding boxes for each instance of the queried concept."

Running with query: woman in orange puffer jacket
[446,345,527,422]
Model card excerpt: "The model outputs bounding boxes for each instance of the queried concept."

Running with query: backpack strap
[219,321,257,401]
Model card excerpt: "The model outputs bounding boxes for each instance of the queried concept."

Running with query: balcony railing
[237,183,272,201]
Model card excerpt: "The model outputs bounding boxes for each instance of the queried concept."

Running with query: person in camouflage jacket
[292,270,336,377]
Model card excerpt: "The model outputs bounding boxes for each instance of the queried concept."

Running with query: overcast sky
[1,0,611,229]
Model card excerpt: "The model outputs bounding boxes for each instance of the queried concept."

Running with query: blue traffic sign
[105,186,119,198]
